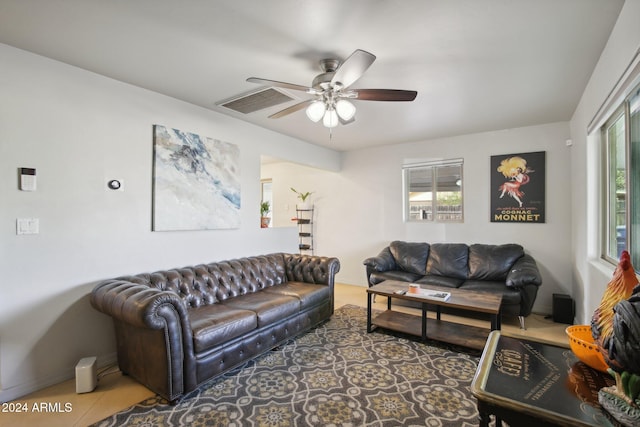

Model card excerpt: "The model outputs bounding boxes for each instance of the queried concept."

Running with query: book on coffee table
[412,289,451,301]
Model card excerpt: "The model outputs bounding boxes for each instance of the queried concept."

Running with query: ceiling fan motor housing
[312,73,335,90]
[319,58,340,73]
[312,58,340,89]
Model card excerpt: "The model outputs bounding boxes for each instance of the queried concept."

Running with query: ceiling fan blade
[247,77,316,93]
[353,89,417,101]
[331,49,376,88]
[268,99,313,119]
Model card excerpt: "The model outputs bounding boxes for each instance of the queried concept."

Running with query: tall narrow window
[602,82,640,267]
[629,88,640,267]
[403,159,463,222]
[604,111,626,260]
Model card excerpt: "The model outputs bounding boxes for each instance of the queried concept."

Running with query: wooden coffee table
[366,280,502,350]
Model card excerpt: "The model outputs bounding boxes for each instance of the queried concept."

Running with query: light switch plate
[17,218,39,235]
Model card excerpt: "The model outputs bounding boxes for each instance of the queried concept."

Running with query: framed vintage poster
[490,151,545,223]
[152,125,241,231]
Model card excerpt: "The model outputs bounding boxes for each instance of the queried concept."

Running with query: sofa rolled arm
[285,254,341,287]
[363,247,397,285]
[506,254,542,288]
[91,278,197,402]
[363,247,396,272]
[90,279,191,331]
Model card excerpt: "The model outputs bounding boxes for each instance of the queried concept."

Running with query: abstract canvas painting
[152,125,240,231]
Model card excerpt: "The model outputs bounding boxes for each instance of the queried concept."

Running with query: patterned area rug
[92,304,482,427]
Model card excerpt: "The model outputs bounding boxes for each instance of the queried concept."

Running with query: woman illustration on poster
[497,156,533,208]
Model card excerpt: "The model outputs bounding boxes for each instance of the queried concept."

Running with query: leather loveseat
[363,241,541,329]
[91,253,340,403]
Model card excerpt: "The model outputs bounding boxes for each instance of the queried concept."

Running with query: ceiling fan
[247,49,417,128]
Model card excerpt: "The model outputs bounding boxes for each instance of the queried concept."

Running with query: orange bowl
[565,325,609,373]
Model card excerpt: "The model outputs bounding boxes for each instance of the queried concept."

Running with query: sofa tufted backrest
[284,254,334,284]
[120,253,287,309]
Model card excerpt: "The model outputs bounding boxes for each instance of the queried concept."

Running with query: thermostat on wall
[107,179,124,191]
[19,167,36,191]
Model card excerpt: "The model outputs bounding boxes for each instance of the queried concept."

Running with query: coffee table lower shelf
[370,310,491,351]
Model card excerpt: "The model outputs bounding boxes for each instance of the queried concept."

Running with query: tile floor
[0,283,570,427]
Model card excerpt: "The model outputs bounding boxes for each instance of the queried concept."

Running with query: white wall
[0,44,341,401]
[288,122,572,317]
[569,0,640,323]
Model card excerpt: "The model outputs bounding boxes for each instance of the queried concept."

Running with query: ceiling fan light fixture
[323,108,339,128]
[305,101,326,122]
[247,49,417,133]
[335,99,356,121]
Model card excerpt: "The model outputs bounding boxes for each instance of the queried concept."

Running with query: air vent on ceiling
[218,87,295,114]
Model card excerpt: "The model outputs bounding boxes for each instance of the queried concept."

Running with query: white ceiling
[0,0,624,151]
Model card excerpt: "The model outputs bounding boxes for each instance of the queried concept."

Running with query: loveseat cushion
[389,241,429,275]
[222,292,300,327]
[263,282,331,310]
[461,280,521,305]
[190,305,257,353]
[426,244,469,279]
[468,244,524,281]
[415,275,464,288]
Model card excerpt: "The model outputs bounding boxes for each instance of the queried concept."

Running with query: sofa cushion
[370,270,423,285]
[426,243,469,280]
[222,292,300,327]
[460,280,521,305]
[263,282,331,310]
[468,244,524,281]
[190,305,257,353]
[415,275,464,288]
[389,241,429,275]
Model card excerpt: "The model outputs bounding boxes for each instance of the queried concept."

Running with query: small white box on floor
[75,357,97,393]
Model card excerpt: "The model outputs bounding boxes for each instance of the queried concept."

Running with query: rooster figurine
[592,251,639,352]
[591,250,640,425]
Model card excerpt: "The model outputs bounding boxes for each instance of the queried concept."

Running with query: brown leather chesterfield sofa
[91,253,340,403]
[363,241,541,329]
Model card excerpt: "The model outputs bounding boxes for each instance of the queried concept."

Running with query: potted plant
[290,187,314,209]
[260,200,271,228]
